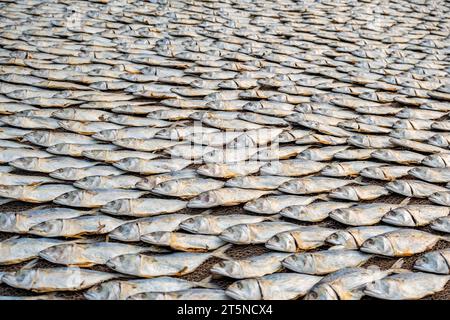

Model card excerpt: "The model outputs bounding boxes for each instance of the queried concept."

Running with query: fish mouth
[264,241,282,251]
[363,287,386,299]
[224,288,244,300]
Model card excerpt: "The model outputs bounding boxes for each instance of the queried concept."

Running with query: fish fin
[211,243,232,260]
[391,258,404,269]
[399,197,410,206]
[352,176,367,185]
[194,276,220,289]
[23,205,50,212]
[21,258,39,270]
[28,182,44,187]
[315,194,329,201]
[327,245,346,250]
[4,235,20,241]
[105,235,110,242]
[265,214,282,221]
[388,258,409,273]
[201,209,213,215]
[67,238,95,244]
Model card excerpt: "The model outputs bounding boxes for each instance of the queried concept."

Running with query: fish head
[329,208,353,224]
[385,181,410,196]
[219,224,251,244]
[30,220,63,237]
[84,282,121,300]
[265,231,297,252]
[152,180,180,196]
[364,279,395,299]
[218,80,238,90]
[242,102,259,112]
[347,135,369,147]
[49,168,76,180]
[414,252,449,274]
[370,150,390,160]
[47,143,71,155]
[430,217,450,232]
[92,130,118,141]
[210,260,243,278]
[0,213,16,232]
[280,205,307,219]
[296,149,313,160]
[282,253,313,273]
[224,177,244,188]
[243,198,271,214]
[106,253,136,271]
[427,135,448,148]
[179,216,210,234]
[226,279,261,300]
[408,167,427,180]
[155,128,178,140]
[82,150,107,161]
[360,235,394,256]
[260,161,281,175]
[141,231,171,246]
[189,111,206,121]
[203,149,224,163]
[304,284,339,300]
[360,167,385,180]
[269,94,288,103]
[10,157,39,171]
[39,244,75,264]
[428,192,450,205]
[109,222,139,242]
[90,82,108,90]
[53,109,74,119]
[197,164,221,178]
[124,84,143,93]
[421,154,444,168]
[0,185,22,199]
[228,134,256,149]
[113,158,140,171]
[329,186,357,201]
[206,100,225,110]
[23,131,50,146]
[278,180,302,194]
[2,269,36,289]
[74,176,102,189]
[382,208,415,227]
[102,199,131,215]
[188,191,218,208]
[321,164,344,176]
[1,116,19,126]
[53,190,82,206]
[325,231,355,247]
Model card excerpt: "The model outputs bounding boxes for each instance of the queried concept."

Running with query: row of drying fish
[1,220,450,261]
[1,0,450,300]
[1,243,449,300]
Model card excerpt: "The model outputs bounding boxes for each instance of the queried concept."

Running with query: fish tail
[389,258,409,273]
[20,258,39,270]
[315,193,329,201]
[440,235,450,242]
[265,214,282,221]
[211,243,232,260]
[352,176,367,185]
[399,197,410,206]
[194,275,220,289]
